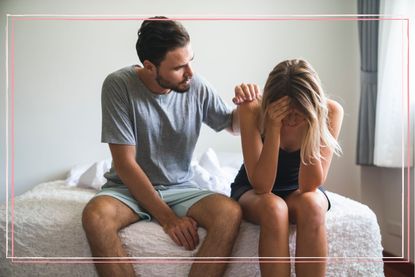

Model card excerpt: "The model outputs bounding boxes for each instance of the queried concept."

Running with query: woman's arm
[237,85,291,194]
[238,103,278,194]
[298,100,344,192]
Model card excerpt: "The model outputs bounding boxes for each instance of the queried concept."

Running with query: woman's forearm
[250,127,281,194]
[238,102,283,194]
[298,158,324,192]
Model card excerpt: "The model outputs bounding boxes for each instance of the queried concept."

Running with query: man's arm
[109,143,199,250]
[226,109,240,135]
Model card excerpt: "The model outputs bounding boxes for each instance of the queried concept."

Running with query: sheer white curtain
[374,0,414,167]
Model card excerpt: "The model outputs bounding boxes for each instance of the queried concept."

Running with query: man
[82,17,245,277]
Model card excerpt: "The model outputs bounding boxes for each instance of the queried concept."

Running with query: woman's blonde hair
[261,59,342,164]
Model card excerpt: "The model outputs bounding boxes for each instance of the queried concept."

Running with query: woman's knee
[256,194,289,229]
[295,192,326,227]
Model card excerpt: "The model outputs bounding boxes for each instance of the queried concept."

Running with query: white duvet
[0,150,384,277]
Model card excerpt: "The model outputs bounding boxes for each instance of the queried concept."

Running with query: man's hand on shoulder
[232,83,261,106]
[228,83,262,135]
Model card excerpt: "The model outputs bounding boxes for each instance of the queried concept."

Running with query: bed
[0,149,384,276]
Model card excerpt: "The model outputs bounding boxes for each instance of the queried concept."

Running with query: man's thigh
[96,185,154,220]
[186,193,239,229]
[161,187,215,218]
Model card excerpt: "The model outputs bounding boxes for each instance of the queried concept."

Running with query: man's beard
[155,71,191,93]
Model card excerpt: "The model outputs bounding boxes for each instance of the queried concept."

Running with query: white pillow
[77,159,112,190]
[192,148,240,196]
[65,163,92,187]
[64,148,242,193]
[65,159,112,190]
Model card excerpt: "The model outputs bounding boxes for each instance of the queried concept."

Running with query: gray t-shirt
[101,65,233,187]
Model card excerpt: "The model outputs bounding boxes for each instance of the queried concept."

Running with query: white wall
[0,0,360,201]
[1,0,411,262]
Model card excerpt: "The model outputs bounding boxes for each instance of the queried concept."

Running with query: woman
[231,59,343,277]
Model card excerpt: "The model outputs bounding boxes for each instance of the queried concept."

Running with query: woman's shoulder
[327,99,344,119]
[237,98,262,115]
[326,99,344,134]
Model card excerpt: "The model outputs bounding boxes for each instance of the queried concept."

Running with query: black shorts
[231,184,331,211]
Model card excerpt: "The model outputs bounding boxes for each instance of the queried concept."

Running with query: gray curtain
[356,0,380,165]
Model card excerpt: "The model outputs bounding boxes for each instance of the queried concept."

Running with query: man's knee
[189,194,242,232]
[82,197,118,235]
[219,198,242,224]
[206,195,242,231]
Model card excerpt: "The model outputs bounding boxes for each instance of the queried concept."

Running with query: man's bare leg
[187,194,242,277]
[82,196,140,277]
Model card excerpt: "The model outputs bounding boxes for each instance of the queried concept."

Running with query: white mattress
[0,181,384,276]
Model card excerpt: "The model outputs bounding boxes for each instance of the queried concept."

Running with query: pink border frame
[4,15,412,266]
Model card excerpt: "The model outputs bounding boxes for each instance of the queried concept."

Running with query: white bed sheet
[0,180,384,277]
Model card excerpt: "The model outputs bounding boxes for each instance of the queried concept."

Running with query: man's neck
[136,67,170,95]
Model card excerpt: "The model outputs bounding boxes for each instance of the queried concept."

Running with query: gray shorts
[95,181,215,220]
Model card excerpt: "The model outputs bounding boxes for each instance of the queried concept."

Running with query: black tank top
[232,148,300,192]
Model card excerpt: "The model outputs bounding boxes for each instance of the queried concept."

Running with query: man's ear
[143,60,156,73]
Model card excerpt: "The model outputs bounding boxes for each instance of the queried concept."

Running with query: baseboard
[383,251,414,276]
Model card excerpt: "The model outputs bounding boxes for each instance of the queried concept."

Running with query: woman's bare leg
[285,190,328,277]
[239,190,290,277]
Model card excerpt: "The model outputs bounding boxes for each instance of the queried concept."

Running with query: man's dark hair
[136,16,190,66]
